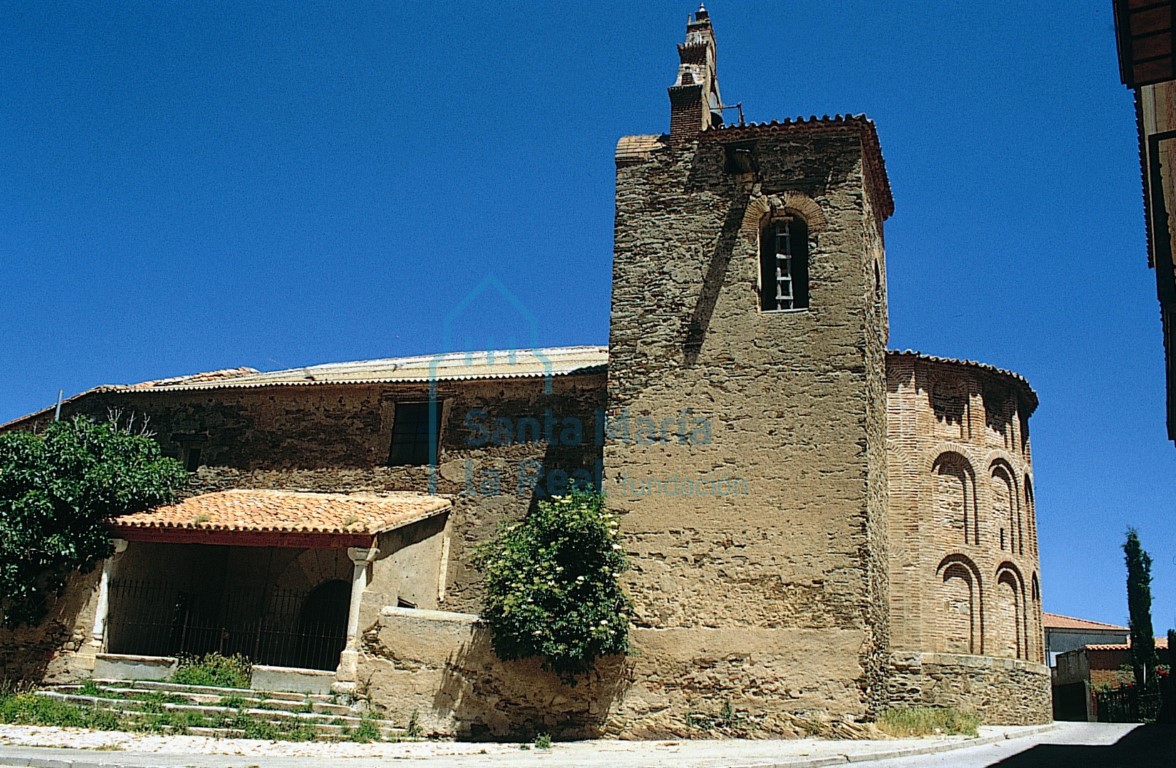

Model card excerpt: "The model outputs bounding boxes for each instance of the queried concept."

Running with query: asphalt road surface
[860,722,1176,768]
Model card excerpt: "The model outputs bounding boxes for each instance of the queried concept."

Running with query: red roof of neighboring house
[1043,612,1128,631]
[1086,637,1170,652]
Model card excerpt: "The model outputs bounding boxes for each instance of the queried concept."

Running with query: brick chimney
[668,4,723,138]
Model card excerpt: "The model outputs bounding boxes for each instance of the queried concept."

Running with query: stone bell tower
[606,7,896,720]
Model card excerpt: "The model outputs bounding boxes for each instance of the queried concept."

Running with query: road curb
[744,724,1060,768]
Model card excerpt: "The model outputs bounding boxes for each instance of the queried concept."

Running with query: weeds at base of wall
[686,700,745,733]
[169,652,252,689]
[406,708,422,738]
[875,706,980,738]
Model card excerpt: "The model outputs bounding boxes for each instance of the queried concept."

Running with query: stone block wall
[30,372,606,614]
[0,569,101,684]
[604,123,891,724]
[886,651,1051,725]
[362,607,879,740]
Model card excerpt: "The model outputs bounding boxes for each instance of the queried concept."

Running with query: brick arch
[740,191,828,247]
[936,554,984,655]
[932,451,979,545]
[1024,475,1037,559]
[1030,571,1043,662]
[994,561,1028,660]
[989,458,1021,555]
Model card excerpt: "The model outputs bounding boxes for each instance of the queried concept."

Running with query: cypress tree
[1124,528,1157,687]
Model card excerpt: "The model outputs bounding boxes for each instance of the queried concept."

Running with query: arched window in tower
[760,216,809,311]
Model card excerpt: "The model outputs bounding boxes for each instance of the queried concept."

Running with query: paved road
[0,722,1171,767]
[860,722,1176,767]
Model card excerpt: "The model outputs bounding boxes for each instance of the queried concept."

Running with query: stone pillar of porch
[334,546,379,693]
[76,538,129,670]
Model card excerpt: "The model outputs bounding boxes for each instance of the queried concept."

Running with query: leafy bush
[877,706,980,737]
[474,490,632,683]
[0,415,187,628]
[170,652,252,689]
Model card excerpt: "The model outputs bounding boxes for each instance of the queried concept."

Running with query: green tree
[0,415,187,628]
[474,490,632,683]
[1124,528,1158,687]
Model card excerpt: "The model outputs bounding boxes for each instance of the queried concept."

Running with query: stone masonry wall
[35,373,606,614]
[604,125,890,726]
[362,607,881,740]
[0,569,101,684]
[887,651,1051,726]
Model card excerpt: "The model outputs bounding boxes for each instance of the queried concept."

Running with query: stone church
[1,9,1049,737]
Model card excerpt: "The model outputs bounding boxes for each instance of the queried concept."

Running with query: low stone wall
[886,650,1051,725]
[361,607,877,740]
[0,569,101,685]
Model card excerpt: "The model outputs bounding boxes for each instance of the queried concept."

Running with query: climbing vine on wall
[474,490,632,683]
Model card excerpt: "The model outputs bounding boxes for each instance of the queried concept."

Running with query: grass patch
[217,694,249,709]
[0,685,401,744]
[77,680,102,697]
[0,693,121,730]
[876,707,980,738]
[170,652,252,689]
[350,716,381,743]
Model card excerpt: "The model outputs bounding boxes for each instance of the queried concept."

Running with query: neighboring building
[1044,612,1129,667]
[0,9,1051,736]
[1114,0,1176,443]
[1053,636,1170,721]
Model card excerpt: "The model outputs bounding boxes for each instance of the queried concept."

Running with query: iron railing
[106,579,348,671]
[1096,684,1162,723]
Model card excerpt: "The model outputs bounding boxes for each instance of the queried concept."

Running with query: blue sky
[1,1,1173,631]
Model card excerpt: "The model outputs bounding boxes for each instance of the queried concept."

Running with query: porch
[82,489,451,692]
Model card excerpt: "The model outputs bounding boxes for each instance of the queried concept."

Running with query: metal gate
[106,579,349,671]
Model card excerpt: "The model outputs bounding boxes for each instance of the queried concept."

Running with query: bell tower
[669,5,724,136]
[606,8,896,719]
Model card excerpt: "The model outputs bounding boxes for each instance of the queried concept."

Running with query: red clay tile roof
[112,490,450,537]
[1085,637,1169,652]
[1043,612,1129,631]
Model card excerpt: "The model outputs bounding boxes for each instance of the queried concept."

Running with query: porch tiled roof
[112,490,450,537]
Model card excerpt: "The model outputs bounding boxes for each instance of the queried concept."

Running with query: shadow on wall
[0,568,100,684]
[991,724,1176,766]
[433,624,633,741]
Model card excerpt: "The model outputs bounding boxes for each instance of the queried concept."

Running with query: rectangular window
[389,401,443,466]
[182,446,203,473]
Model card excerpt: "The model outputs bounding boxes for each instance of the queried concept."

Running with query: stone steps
[37,682,408,742]
[52,683,353,716]
[90,678,339,703]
